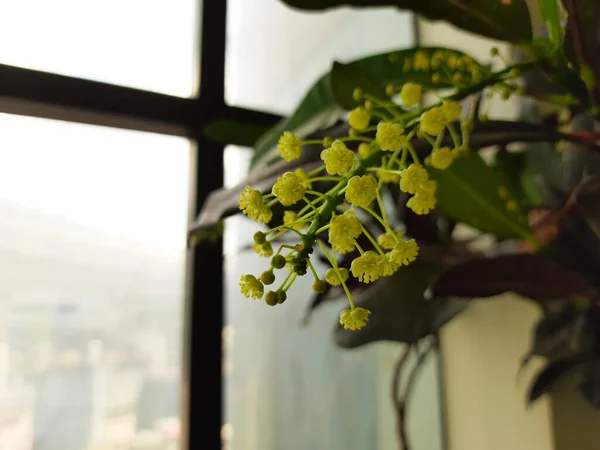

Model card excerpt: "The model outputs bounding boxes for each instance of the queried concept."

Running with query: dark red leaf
[430,254,597,301]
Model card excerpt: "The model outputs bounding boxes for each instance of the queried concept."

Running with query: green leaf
[563,0,600,97]
[428,153,533,240]
[203,119,273,147]
[537,0,563,51]
[251,47,485,171]
[493,148,542,209]
[330,62,389,110]
[280,0,532,43]
[251,73,339,172]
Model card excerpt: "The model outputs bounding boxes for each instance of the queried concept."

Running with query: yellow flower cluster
[239,186,272,223]
[329,211,362,253]
[272,172,306,206]
[321,140,355,175]
[376,121,405,151]
[277,131,303,161]
[235,73,483,331]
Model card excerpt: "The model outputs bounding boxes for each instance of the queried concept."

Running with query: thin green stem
[307,257,320,281]
[308,176,343,183]
[363,206,394,234]
[406,142,421,165]
[376,182,388,224]
[360,224,385,255]
[446,122,461,149]
[308,166,327,176]
[339,136,374,143]
[303,196,320,213]
[318,240,356,310]
[354,241,365,255]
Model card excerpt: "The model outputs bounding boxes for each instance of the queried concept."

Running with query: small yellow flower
[400,164,429,194]
[358,142,374,159]
[239,274,264,299]
[400,83,422,106]
[446,54,457,69]
[413,51,430,70]
[321,140,355,175]
[389,239,419,266]
[348,107,372,131]
[420,107,448,136]
[382,253,400,276]
[345,175,378,208]
[272,172,306,206]
[293,168,312,189]
[376,170,400,183]
[376,121,405,151]
[257,206,273,224]
[329,211,363,253]
[407,181,437,215]
[430,147,454,170]
[239,186,271,223]
[277,131,303,161]
[441,101,462,122]
[253,242,273,258]
[339,307,371,331]
[325,267,350,286]
[351,251,383,283]
[378,229,404,250]
[283,211,304,230]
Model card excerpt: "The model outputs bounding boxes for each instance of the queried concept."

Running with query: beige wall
[417,17,557,450]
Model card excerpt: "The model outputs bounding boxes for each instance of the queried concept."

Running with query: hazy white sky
[0,113,191,251]
[0,0,197,252]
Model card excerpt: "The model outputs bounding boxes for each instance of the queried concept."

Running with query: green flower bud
[260,270,275,285]
[312,280,328,293]
[253,231,266,244]
[271,254,286,270]
[277,291,287,304]
[265,291,278,306]
[353,88,364,101]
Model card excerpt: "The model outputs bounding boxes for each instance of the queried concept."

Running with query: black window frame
[0,1,280,448]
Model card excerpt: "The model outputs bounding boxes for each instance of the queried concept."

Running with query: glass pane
[0,113,190,449]
[225,1,414,114]
[0,0,198,97]
[222,146,444,450]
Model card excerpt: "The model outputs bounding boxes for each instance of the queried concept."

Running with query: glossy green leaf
[493,148,542,209]
[280,0,532,42]
[203,119,273,147]
[428,153,533,240]
[329,62,389,110]
[251,47,485,171]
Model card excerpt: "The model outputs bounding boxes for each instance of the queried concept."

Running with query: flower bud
[260,270,275,285]
[271,254,286,269]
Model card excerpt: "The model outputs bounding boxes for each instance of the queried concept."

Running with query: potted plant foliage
[192,1,600,448]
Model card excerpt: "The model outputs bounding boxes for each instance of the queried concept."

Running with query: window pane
[225,1,414,114]
[222,146,444,450]
[0,114,190,449]
[0,0,198,97]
